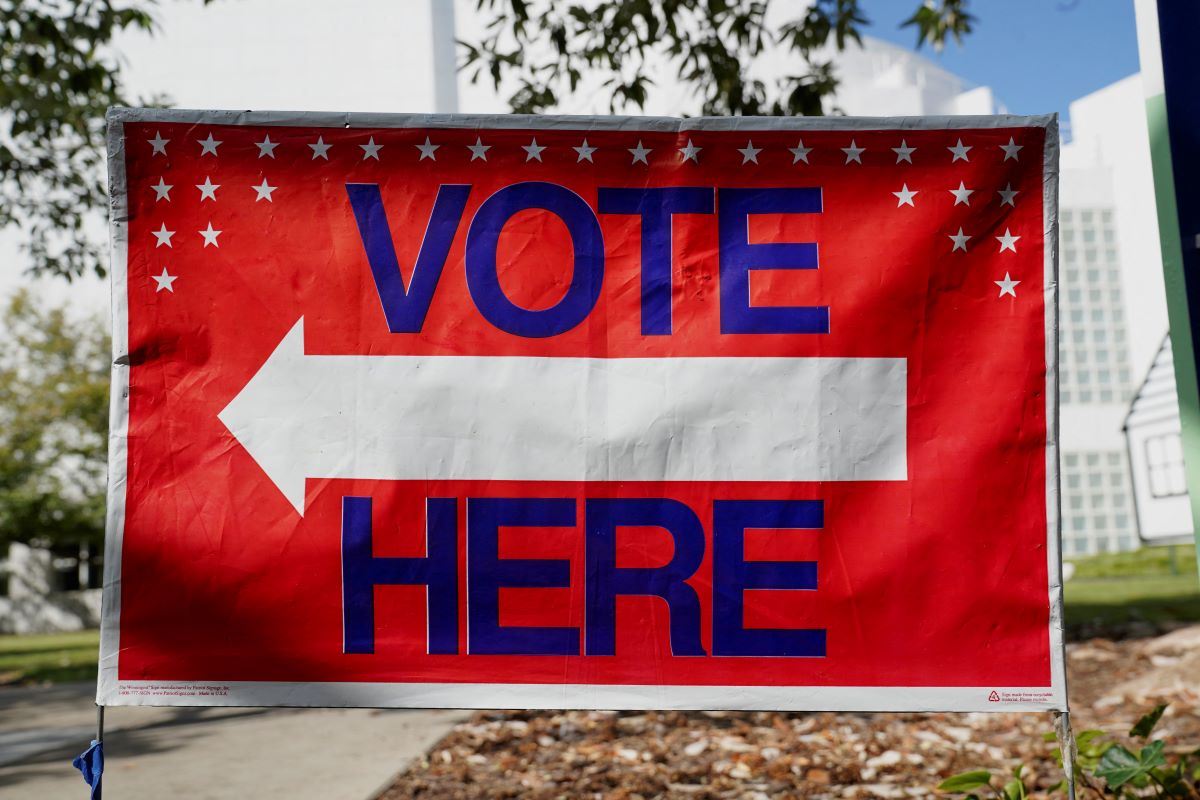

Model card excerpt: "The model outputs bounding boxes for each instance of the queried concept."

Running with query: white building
[1058,76,1177,554]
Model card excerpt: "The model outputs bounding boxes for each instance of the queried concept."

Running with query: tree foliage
[460,0,975,116]
[0,1,168,280]
[0,290,109,547]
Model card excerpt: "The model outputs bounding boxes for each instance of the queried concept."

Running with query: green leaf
[1129,704,1168,739]
[1001,778,1025,800]
[937,771,994,793]
[1095,741,1167,789]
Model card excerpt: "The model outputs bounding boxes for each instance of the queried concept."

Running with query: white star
[892,139,916,164]
[841,139,865,164]
[949,181,974,206]
[152,267,177,293]
[738,140,762,164]
[788,139,812,164]
[995,272,1020,298]
[679,139,701,163]
[892,184,918,207]
[523,138,546,162]
[148,131,169,156]
[199,222,222,248]
[573,139,597,163]
[948,138,971,162]
[198,133,222,156]
[949,227,971,252]
[309,137,331,160]
[998,183,1019,207]
[996,228,1020,253]
[252,179,276,202]
[467,137,490,162]
[1000,137,1023,161]
[195,176,219,202]
[360,137,383,160]
[152,223,175,248]
[416,136,439,161]
[151,177,172,202]
[628,140,651,165]
[256,135,278,159]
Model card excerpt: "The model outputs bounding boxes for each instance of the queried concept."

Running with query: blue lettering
[465,182,604,338]
[341,495,458,655]
[584,498,706,656]
[717,188,828,334]
[346,183,471,333]
[467,497,580,655]
[712,499,825,657]
[598,187,714,335]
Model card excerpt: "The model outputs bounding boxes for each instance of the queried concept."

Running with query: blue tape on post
[72,739,103,799]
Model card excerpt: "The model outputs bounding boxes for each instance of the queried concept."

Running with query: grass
[1064,545,1200,635]
[1068,545,1198,580]
[0,629,99,685]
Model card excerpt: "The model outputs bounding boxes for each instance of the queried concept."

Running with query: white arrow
[219,319,907,515]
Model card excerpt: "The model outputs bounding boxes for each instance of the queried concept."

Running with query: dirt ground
[380,625,1200,799]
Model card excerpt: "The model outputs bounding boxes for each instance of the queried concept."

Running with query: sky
[858,0,1141,119]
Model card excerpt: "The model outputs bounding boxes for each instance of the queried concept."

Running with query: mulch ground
[380,626,1200,799]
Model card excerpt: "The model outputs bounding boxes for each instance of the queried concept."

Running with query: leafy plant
[938,705,1200,799]
[460,0,975,117]
[0,289,109,548]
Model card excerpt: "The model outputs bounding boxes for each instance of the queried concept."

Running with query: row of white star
[149,131,1024,166]
[951,227,1021,253]
[149,176,275,203]
[150,266,1023,297]
[152,223,221,248]
[892,181,1019,208]
[148,219,1017,255]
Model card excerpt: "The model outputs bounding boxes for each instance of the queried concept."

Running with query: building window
[1146,433,1188,497]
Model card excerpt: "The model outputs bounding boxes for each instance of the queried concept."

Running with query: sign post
[101,109,1064,713]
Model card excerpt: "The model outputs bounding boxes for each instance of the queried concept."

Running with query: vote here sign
[99,109,1064,712]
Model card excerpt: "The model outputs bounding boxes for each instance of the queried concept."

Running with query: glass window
[1078,369,1091,384]
[1070,309,1084,323]
[1093,329,1107,343]
[1115,514,1130,530]
[1098,369,1111,383]
[1099,389,1113,403]
[1091,309,1105,323]
[1088,472,1103,487]
[1107,452,1121,467]
[1080,389,1093,402]
[1068,495,1083,510]
[1101,210,1113,224]
[1062,389,1073,403]
[1146,433,1188,497]
[1096,536,1110,552]
[1085,248,1098,263]
[1087,269,1101,283]
[1069,289,1083,304]
[1067,474,1081,489]
[1117,536,1133,550]
[1093,515,1108,530]
[1073,330,1086,344]
[1112,493,1126,508]
[1082,211,1094,224]
[1095,348,1109,363]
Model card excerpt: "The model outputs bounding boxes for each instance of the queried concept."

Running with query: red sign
[99,109,1064,711]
